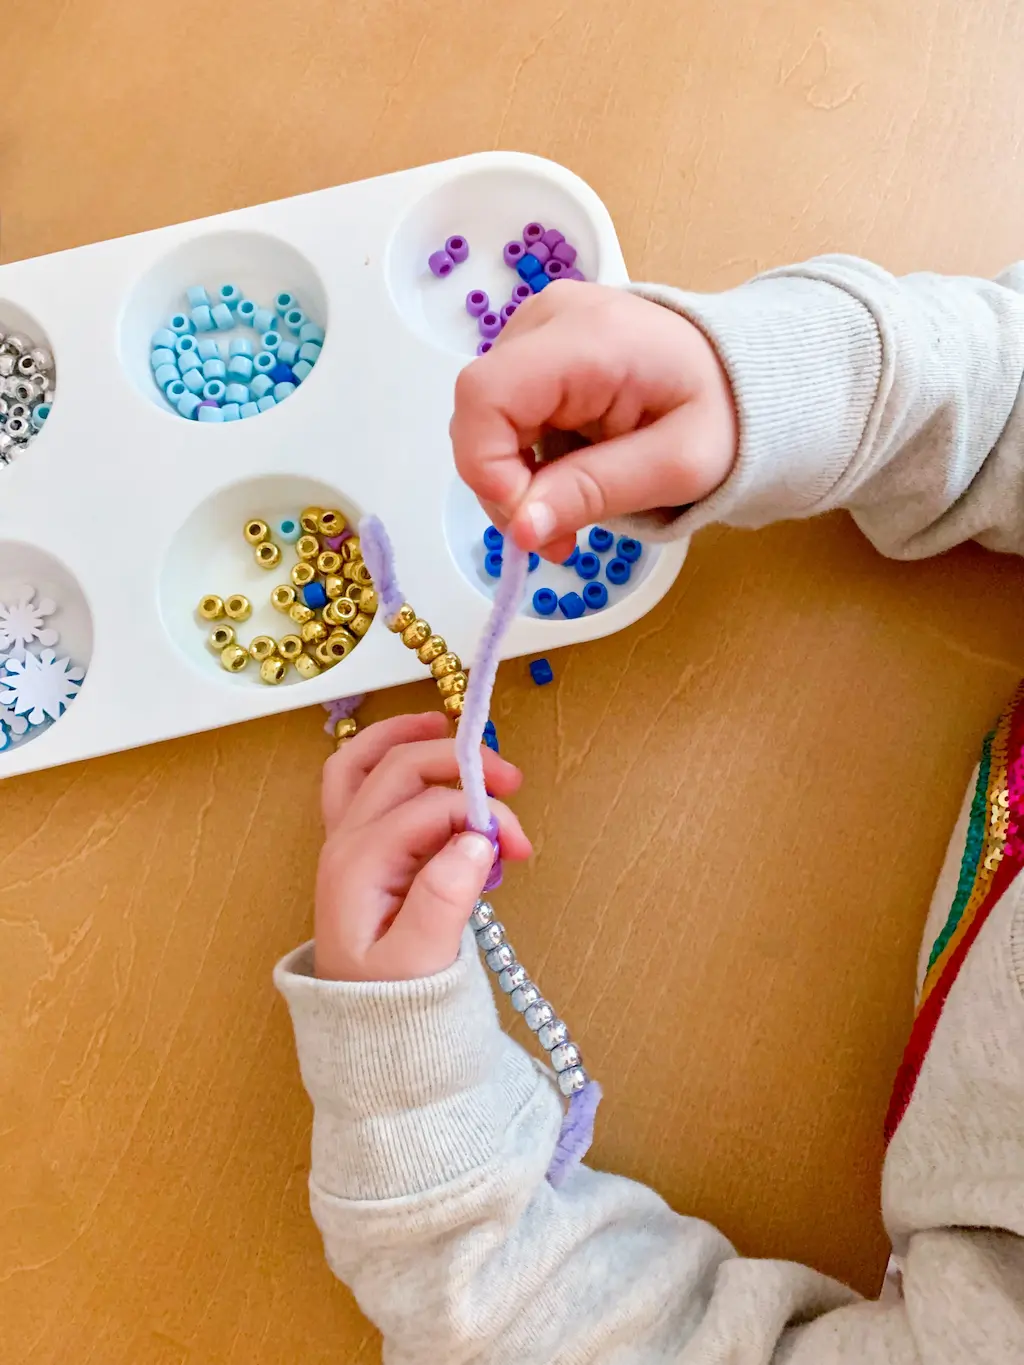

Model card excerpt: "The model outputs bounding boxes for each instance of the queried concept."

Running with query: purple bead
[552,241,578,267]
[526,242,551,266]
[325,531,352,551]
[445,234,469,264]
[428,249,454,278]
[540,228,565,251]
[523,222,545,244]
[545,259,567,279]
[503,240,526,268]
[478,311,502,340]
[465,289,490,317]
[566,267,586,282]
[197,399,221,410]
[476,340,493,356]
[512,283,532,303]
[500,301,518,324]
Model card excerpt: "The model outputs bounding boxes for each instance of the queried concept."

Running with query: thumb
[384,833,495,976]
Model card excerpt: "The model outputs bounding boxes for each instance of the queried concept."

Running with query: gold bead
[317,550,342,575]
[208,624,235,652]
[341,559,359,580]
[224,593,251,622]
[259,656,287,685]
[248,635,277,662]
[313,640,339,668]
[197,594,224,621]
[301,619,329,645]
[417,634,447,664]
[443,691,466,719]
[324,574,346,600]
[431,652,462,679]
[351,561,372,586]
[388,603,416,633]
[278,634,304,662]
[349,612,372,638]
[334,716,358,741]
[293,653,321,680]
[402,619,431,649]
[243,518,269,545]
[299,506,323,534]
[354,587,377,615]
[437,669,468,697]
[255,541,281,569]
[271,584,297,612]
[220,643,249,673]
[325,628,356,661]
[341,536,362,562]
[291,562,316,588]
[324,597,357,626]
[296,534,320,562]
[289,601,314,625]
[318,509,346,537]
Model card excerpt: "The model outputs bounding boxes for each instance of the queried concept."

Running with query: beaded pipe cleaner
[359,514,602,1186]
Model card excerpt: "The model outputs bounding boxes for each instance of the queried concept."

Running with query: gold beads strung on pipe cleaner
[384,602,468,725]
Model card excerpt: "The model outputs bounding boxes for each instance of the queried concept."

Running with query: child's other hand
[451,283,738,563]
[315,712,532,982]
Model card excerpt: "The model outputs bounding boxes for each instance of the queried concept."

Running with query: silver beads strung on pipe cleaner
[470,899,590,1098]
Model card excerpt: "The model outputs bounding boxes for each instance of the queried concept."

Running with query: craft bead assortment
[0,328,55,466]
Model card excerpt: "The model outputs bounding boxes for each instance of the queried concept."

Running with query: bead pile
[0,329,55,466]
[0,586,85,749]
[482,524,644,618]
[472,220,586,356]
[197,508,375,683]
[151,286,324,423]
[427,234,470,278]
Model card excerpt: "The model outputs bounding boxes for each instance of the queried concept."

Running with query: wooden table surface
[6,3,1024,1360]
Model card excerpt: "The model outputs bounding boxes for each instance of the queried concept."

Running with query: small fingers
[322,712,448,833]
[346,737,523,831]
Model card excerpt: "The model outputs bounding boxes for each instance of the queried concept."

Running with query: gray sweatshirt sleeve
[630,256,1024,558]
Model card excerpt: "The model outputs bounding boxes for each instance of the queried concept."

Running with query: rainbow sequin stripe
[884,680,1024,1144]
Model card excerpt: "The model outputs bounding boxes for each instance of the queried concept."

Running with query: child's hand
[315,712,532,982]
[451,282,738,563]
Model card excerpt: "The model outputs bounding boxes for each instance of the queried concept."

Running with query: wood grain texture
[5,1,1024,1359]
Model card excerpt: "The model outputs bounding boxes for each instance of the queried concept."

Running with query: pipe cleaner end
[546,1080,602,1188]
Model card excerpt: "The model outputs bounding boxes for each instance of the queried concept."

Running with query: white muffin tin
[0,151,687,779]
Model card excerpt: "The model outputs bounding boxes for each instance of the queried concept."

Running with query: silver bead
[4,333,29,356]
[475,921,505,952]
[8,404,29,422]
[510,982,541,1013]
[538,1019,569,1051]
[550,1042,582,1073]
[524,1000,555,1032]
[497,963,528,994]
[0,354,13,378]
[28,373,48,398]
[557,1066,588,1097]
[0,398,8,420]
[30,346,53,372]
[6,416,29,441]
[470,900,495,932]
[485,943,515,972]
[11,382,32,405]
[0,431,14,459]
[15,353,36,376]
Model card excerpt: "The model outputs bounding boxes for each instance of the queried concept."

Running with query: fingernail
[457,833,495,868]
[524,499,556,545]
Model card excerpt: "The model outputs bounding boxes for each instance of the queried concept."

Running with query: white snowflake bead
[0,584,58,659]
[0,698,29,748]
[1,649,84,725]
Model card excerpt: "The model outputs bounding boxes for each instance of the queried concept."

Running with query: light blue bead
[197,404,224,423]
[228,337,253,358]
[174,334,198,356]
[227,355,253,382]
[31,403,51,430]
[298,322,325,345]
[186,285,210,309]
[152,327,178,350]
[278,517,300,543]
[274,291,297,315]
[217,283,241,309]
[298,341,321,364]
[253,352,276,374]
[197,338,221,361]
[261,331,281,353]
[191,305,214,332]
[239,402,259,419]
[178,350,201,374]
[282,308,306,334]
[154,363,179,390]
[276,340,299,366]
[165,381,187,403]
[169,313,193,335]
[256,395,277,413]
[202,358,227,381]
[252,307,275,334]
[211,302,234,330]
[273,382,296,401]
[291,360,313,383]
[203,379,227,401]
[177,392,201,419]
[236,299,257,327]
[224,382,249,405]
[151,348,177,370]
[221,403,241,422]
[181,368,205,394]
[249,374,273,400]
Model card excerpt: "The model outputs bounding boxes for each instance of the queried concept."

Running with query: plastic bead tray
[0,152,687,779]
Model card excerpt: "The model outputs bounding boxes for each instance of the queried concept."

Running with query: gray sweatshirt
[276,257,1024,1364]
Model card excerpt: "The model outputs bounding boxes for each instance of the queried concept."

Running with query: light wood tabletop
[5,3,1024,1360]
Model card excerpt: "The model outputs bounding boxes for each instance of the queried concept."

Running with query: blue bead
[177,392,201,419]
[253,352,276,374]
[169,313,193,335]
[298,341,321,364]
[276,340,300,366]
[224,382,249,405]
[165,381,187,403]
[197,404,224,423]
[575,552,601,580]
[529,658,554,685]
[532,587,558,615]
[30,403,51,429]
[249,374,273,400]
[236,300,257,327]
[562,545,580,567]
[191,305,214,332]
[154,363,179,390]
[299,322,325,345]
[180,368,205,394]
[278,518,301,543]
[291,360,313,383]
[605,557,631,586]
[531,273,550,292]
[197,339,221,361]
[256,395,277,413]
[174,334,198,355]
[558,591,585,619]
[528,552,540,571]
[616,536,642,563]
[484,550,503,578]
[228,337,253,358]
[151,348,177,370]
[239,402,259,419]
[252,307,275,334]
[482,724,500,754]
[273,382,296,401]
[221,403,241,422]
[303,581,328,610]
[269,362,294,384]
[227,355,254,382]
[275,292,297,315]
[217,283,241,308]
[186,285,210,309]
[202,358,227,381]
[588,526,614,553]
[483,525,503,551]
[583,581,608,610]
[261,331,281,353]
[152,328,178,350]
[178,351,202,374]
[202,379,226,401]
[211,303,234,330]
[517,254,544,280]
[283,308,306,334]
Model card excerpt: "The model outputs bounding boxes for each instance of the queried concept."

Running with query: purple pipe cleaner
[546,1081,603,1188]
[323,693,365,737]
[358,515,406,625]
